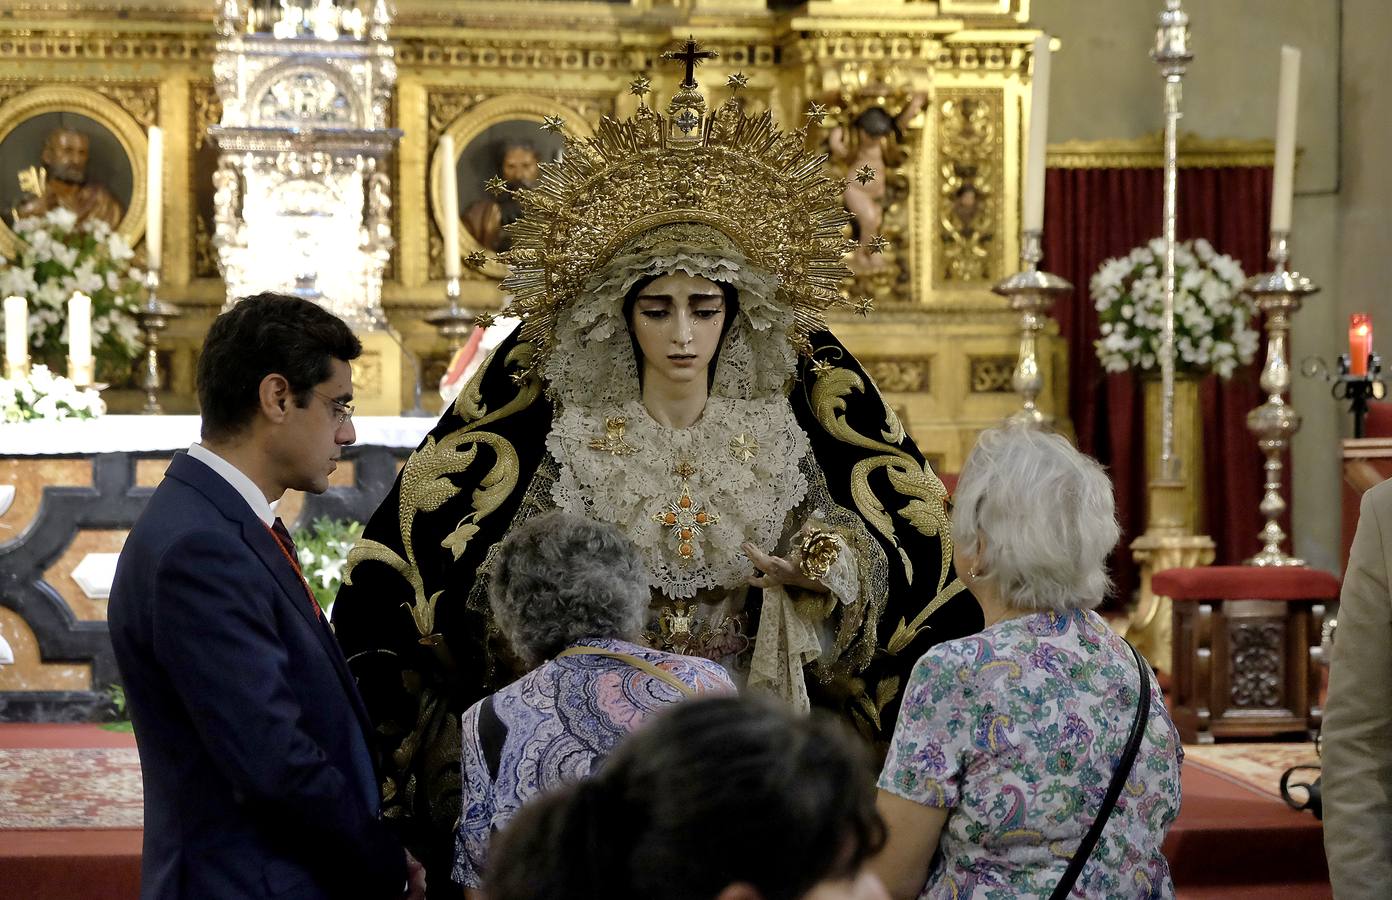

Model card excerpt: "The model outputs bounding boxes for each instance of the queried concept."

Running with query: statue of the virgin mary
[332,45,981,873]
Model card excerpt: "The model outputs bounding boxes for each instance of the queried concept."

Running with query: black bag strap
[1048,640,1152,900]
[477,694,507,781]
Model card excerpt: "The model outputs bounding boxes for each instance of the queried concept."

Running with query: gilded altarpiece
[0,0,1058,470]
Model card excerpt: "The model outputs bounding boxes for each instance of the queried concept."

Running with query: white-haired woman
[871,423,1183,900]
[452,510,732,896]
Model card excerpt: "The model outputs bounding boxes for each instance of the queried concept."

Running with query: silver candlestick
[1244,232,1318,566]
[425,276,475,353]
[992,230,1073,425]
[135,270,181,415]
[1151,0,1193,482]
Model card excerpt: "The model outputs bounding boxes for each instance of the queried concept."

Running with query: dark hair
[495,140,540,173]
[855,106,901,140]
[196,292,362,441]
[621,272,741,391]
[486,695,886,900]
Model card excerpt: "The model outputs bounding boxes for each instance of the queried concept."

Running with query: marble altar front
[0,416,433,721]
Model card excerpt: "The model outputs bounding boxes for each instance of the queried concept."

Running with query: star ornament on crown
[498,37,859,375]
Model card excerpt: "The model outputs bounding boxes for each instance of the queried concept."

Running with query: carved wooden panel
[861,355,932,394]
[1228,618,1285,708]
[933,90,1003,286]
[969,354,1016,393]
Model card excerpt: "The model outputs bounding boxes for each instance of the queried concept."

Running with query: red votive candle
[1349,313,1373,377]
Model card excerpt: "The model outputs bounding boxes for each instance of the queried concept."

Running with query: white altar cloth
[0,415,437,456]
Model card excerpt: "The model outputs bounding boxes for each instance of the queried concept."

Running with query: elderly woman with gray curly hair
[870,423,1183,900]
[451,510,733,896]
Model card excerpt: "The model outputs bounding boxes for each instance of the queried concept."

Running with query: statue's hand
[742,542,827,593]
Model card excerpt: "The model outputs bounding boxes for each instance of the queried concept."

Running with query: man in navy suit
[110,293,425,900]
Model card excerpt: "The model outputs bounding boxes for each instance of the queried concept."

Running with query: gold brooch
[646,602,749,660]
[652,462,718,563]
[729,432,759,463]
[588,416,638,456]
[797,529,842,581]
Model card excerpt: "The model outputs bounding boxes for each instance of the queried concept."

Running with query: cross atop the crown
[662,37,718,89]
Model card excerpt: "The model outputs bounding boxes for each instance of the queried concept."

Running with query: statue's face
[42,130,90,183]
[501,147,540,188]
[628,272,727,388]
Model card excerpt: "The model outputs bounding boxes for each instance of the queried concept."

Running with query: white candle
[1270,46,1301,233]
[146,126,164,274]
[4,295,27,374]
[68,292,92,368]
[1021,34,1053,234]
[438,135,462,280]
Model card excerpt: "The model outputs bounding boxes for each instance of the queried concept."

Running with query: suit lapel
[240,518,378,739]
[167,453,378,743]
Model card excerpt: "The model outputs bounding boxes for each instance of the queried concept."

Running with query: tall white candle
[438,135,462,279]
[1270,46,1301,233]
[146,126,164,274]
[68,292,92,367]
[1021,34,1053,234]
[4,295,27,373]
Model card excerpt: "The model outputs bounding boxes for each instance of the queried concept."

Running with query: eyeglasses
[312,390,355,427]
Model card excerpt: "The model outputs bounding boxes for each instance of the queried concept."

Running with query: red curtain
[1041,165,1279,602]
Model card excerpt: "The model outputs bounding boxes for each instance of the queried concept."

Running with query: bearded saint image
[461,141,540,253]
[14,128,125,228]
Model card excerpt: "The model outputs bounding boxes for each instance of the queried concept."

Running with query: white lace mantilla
[542,225,798,414]
[548,396,811,600]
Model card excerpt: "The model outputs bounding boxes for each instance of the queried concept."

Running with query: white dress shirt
[185,442,276,527]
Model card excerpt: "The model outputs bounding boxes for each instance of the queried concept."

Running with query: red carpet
[0,725,141,900]
[0,725,1332,899]
[1167,758,1330,898]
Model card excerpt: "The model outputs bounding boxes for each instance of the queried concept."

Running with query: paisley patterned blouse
[879,608,1182,899]
[451,637,734,888]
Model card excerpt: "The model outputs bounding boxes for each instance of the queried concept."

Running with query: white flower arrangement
[292,517,366,611]
[0,364,106,423]
[1092,238,1259,380]
[0,208,144,381]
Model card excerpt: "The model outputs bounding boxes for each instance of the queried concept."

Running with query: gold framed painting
[0,85,150,260]
[428,95,595,280]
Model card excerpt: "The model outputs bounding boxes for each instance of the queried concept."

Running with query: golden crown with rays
[488,38,866,371]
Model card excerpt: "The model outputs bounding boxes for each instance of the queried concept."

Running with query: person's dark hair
[855,106,901,140]
[494,139,541,175]
[621,272,741,391]
[486,695,886,900]
[196,292,362,441]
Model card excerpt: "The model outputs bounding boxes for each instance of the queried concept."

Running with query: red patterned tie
[268,517,323,620]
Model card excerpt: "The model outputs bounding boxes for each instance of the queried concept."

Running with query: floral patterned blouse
[879,608,1183,899]
[451,637,734,888]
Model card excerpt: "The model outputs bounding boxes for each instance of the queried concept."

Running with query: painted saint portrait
[0,112,132,230]
[450,120,565,254]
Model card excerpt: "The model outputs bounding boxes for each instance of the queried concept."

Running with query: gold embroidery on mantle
[808,364,952,602]
[343,343,539,639]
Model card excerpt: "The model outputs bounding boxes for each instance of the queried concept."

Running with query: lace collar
[548,395,810,600]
